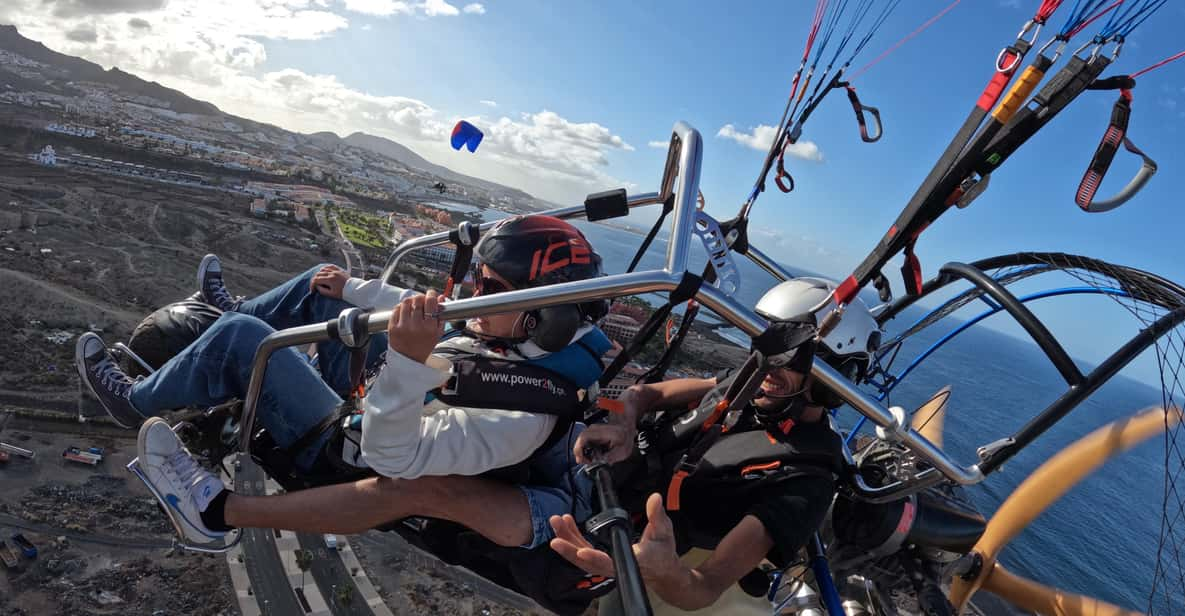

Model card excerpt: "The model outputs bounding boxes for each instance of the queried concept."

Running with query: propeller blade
[980,562,1141,616]
[910,385,951,448]
[950,406,1180,610]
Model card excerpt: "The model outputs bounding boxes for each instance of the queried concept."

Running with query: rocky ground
[0,421,236,616]
[0,150,335,413]
[1,545,236,616]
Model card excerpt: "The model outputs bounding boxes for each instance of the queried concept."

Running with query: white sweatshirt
[341,277,557,479]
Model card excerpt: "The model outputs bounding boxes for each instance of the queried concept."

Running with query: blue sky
[256,1,1183,278]
[264,0,1185,370]
[3,0,1183,373]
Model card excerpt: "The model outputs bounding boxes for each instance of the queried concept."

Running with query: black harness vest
[613,375,846,551]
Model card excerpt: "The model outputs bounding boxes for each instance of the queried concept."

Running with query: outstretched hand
[548,493,680,580]
[387,290,444,364]
[310,265,349,299]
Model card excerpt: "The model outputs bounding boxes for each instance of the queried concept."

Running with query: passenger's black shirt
[675,415,841,559]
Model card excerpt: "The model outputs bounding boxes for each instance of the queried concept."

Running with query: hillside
[0,24,219,116]
[342,131,537,202]
[0,24,541,204]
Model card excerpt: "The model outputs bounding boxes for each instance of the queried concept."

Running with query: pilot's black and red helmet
[474,215,604,290]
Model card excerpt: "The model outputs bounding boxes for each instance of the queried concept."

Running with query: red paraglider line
[849,0,963,82]
[1131,49,1185,78]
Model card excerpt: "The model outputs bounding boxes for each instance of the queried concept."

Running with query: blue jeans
[519,423,595,548]
[130,264,387,470]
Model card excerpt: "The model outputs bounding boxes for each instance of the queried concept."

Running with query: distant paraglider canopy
[450,120,484,153]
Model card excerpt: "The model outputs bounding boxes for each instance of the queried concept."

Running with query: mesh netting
[875,252,1185,613]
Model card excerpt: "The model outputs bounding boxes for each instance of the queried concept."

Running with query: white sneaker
[137,417,228,545]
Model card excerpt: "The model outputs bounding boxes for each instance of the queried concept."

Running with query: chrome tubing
[237,322,341,452]
[744,245,796,283]
[663,121,703,275]
[813,360,984,486]
[382,192,663,283]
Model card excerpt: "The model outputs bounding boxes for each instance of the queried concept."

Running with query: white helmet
[755,277,882,391]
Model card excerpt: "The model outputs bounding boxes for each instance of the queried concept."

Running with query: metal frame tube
[979,305,1185,474]
[382,192,662,285]
[744,245,796,283]
[663,121,702,274]
[939,262,1084,386]
[813,360,983,485]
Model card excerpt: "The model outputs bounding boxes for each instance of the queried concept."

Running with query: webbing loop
[1075,88,1157,213]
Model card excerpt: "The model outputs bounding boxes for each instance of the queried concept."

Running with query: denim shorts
[518,423,595,549]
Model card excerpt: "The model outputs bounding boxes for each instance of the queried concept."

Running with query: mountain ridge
[0,24,539,203]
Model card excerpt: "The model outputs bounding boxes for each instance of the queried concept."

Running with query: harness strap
[901,240,923,297]
[444,221,480,299]
[346,345,368,401]
[666,424,723,512]
[846,20,1037,294]
[597,272,703,389]
[976,54,1111,177]
[626,193,675,273]
[1075,88,1158,213]
[638,262,717,385]
[284,401,353,459]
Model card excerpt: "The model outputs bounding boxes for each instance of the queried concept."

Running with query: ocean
[429,200,1180,612]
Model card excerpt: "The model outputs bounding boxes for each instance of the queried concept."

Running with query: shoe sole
[197,254,218,305]
[74,333,137,430]
[136,418,226,545]
[135,418,189,541]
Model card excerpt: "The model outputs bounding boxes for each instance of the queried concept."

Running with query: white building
[599,313,642,346]
[46,123,96,138]
[35,145,56,166]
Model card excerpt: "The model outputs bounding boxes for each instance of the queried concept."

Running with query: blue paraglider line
[842,285,1131,445]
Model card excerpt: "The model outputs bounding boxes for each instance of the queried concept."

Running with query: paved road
[329,213,366,277]
[235,459,305,616]
[0,513,173,550]
[297,532,376,616]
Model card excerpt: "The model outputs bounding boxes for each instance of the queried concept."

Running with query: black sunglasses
[474,275,511,296]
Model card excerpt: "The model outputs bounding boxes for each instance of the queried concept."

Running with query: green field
[338,221,385,248]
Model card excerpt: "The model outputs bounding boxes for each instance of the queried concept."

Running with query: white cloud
[343,0,411,16]
[476,111,634,184]
[422,0,459,16]
[647,140,668,149]
[479,99,498,107]
[360,23,373,30]
[998,0,1022,8]
[340,0,474,17]
[462,3,485,14]
[716,124,822,162]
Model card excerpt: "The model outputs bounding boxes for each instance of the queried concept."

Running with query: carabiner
[997,20,1041,73]
[1108,37,1124,60]
[1074,38,1102,60]
[1037,36,1068,63]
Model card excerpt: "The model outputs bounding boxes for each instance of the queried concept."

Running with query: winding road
[234,460,305,616]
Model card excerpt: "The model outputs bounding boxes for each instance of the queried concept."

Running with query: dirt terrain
[0,418,236,616]
[0,152,335,413]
